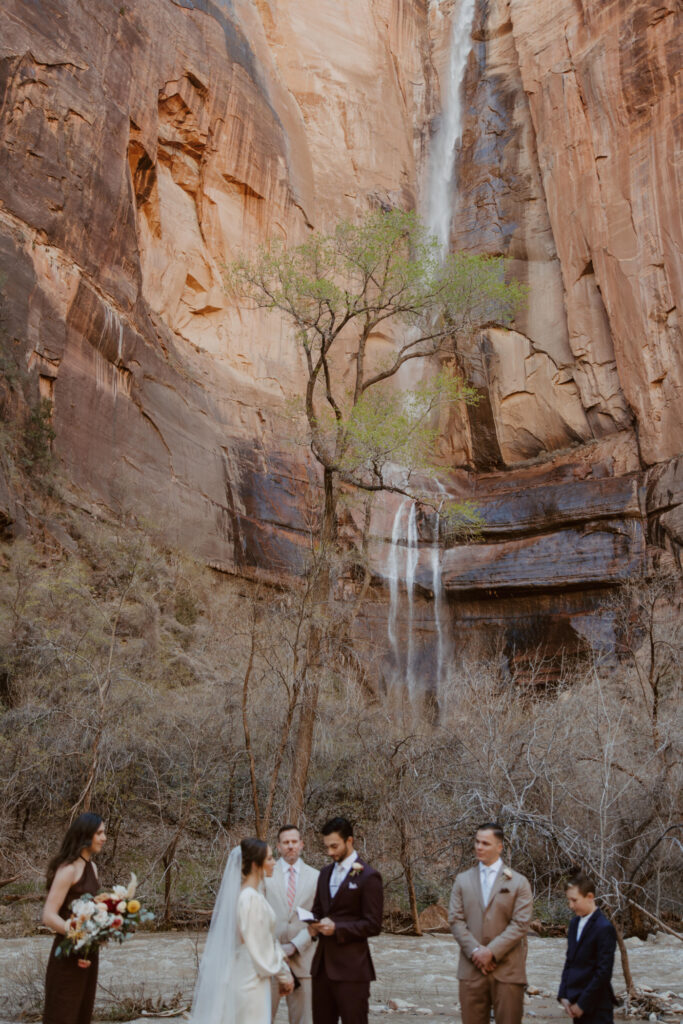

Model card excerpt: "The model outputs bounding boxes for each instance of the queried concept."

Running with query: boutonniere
[350,862,363,877]
[502,867,513,880]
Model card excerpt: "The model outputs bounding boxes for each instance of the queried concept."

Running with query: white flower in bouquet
[112,885,128,899]
[72,899,96,922]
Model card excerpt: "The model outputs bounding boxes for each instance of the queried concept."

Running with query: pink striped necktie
[287,865,296,909]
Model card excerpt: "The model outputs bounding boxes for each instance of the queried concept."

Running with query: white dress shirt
[479,858,502,905]
[329,851,358,898]
[576,909,595,941]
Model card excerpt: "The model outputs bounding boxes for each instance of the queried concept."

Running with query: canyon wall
[0,0,680,677]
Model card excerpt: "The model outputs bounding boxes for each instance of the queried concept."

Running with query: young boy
[558,873,618,1023]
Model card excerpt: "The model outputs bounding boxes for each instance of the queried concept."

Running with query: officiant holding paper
[265,825,320,1024]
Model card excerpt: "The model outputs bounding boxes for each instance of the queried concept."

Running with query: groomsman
[265,824,319,1024]
[449,822,533,1024]
[309,816,383,1024]
[558,873,617,1024]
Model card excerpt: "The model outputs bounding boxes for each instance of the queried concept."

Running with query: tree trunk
[162,835,180,926]
[241,621,262,837]
[285,669,320,824]
[320,467,338,551]
[612,918,636,997]
[284,468,336,822]
[404,857,422,936]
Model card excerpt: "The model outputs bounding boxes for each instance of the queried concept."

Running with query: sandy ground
[1,930,681,1023]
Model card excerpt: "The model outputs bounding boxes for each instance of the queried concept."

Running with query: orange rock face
[507,0,681,467]
[0,0,680,671]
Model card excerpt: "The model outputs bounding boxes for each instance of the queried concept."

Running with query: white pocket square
[349,883,358,889]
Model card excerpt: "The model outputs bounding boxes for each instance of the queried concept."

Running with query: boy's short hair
[566,872,596,896]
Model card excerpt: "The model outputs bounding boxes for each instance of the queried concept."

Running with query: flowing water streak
[405,502,419,696]
[421,0,476,694]
[385,1,475,693]
[430,480,449,693]
[426,0,477,257]
[431,508,443,692]
[387,499,409,683]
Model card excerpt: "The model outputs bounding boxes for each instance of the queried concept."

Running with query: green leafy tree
[231,209,522,543]
[229,208,526,819]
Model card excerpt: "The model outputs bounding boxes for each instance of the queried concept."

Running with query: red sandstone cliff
[0,0,680,670]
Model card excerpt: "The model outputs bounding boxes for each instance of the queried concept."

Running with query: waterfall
[426,0,477,257]
[386,499,419,693]
[431,508,443,692]
[430,481,450,695]
[387,499,409,682]
[405,501,419,696]
[384,2,475,694]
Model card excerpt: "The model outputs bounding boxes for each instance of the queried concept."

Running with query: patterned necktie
[287,865,296,909]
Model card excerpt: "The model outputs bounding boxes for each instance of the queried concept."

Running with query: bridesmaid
[42,813,106,1024]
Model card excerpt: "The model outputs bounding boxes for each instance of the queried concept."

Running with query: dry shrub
[96,983,187,1022]
[0,493,680,985]
[0,950,45,1021]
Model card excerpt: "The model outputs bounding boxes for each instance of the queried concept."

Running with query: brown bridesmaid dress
[43,858,100,1024]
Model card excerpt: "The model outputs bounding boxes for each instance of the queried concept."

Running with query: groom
[309,816,383,1024]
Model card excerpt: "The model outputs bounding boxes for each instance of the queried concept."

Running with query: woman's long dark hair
[46,813,103,890]
[240,837,268,877]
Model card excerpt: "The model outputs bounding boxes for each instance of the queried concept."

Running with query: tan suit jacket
[265,858,319,979]
[449,863,533,984]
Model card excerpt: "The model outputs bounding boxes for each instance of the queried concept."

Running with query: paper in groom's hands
[297,907,318,922]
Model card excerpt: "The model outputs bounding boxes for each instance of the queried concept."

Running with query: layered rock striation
[0,0,680,673]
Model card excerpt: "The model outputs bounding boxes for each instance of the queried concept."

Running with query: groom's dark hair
[321,816,353,840]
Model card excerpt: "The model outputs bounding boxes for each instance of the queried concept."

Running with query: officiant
[266,824,320,1024]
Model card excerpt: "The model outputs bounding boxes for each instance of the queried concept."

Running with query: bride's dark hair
[240,837,268,876]
[46,813,103,890]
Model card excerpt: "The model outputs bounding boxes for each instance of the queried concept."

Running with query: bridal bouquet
[56,873,154,964]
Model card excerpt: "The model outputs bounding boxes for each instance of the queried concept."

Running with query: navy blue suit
[558,908,618,1024]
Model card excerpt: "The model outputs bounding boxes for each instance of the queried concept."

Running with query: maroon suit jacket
[311,858,383,982]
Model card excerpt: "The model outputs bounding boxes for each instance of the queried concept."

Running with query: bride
[190,837,294,1024]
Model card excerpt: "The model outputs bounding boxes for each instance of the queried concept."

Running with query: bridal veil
[189,845,241,1024]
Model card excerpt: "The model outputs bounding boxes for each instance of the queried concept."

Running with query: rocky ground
[1,931,681,1023]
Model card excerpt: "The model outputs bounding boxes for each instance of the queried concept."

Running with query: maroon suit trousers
[313,967,370,1024]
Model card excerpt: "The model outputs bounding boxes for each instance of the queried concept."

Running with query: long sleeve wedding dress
[234,886,292,1023]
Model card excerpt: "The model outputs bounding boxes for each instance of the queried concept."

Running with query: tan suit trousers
[459,974,525,1024]
[271,976,313,1024]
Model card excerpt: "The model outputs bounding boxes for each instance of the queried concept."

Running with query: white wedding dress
[234,887,291,1023]
[189,848,291,1024]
